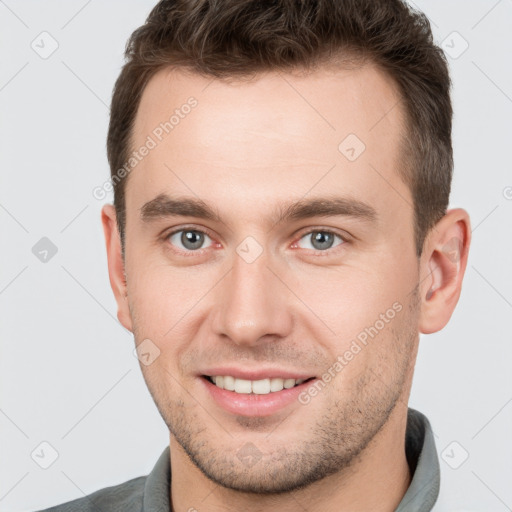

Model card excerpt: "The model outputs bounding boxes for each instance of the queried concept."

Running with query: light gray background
[1,1,511,511]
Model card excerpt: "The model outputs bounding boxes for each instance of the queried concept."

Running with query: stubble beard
[131,289,420,494]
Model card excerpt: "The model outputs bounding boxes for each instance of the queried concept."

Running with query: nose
[211,244,293,346]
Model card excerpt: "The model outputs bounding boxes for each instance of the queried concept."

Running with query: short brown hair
[107,0,452,257]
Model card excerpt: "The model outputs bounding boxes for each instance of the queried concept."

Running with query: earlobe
[418,208,471,334]
[101,204,133,332]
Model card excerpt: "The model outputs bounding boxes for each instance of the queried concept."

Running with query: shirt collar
[143,445,171,512]
[395,408,440,511]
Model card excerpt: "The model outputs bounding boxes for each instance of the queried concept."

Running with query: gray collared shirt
[36,408,440,512]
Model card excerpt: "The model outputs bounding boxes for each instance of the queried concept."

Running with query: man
[39,0,471,510]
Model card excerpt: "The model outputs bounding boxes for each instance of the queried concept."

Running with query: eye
[295,230,345,252]
[167,228,214,252]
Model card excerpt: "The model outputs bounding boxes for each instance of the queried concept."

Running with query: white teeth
[234,378,252,394]
[223,375,235,391]
[283,378,296,389]
[252,379,271,394]
[270,378,285,392]
[209,376,308,394]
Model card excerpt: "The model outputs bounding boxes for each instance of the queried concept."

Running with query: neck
[169,402,411,512]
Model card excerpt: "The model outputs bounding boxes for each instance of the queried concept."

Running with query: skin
[102,64,471,512]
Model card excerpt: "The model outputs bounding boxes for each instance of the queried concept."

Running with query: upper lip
[199,367,316,381]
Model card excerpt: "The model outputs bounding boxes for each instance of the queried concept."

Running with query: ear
[101,204,133,332]
[418,208,471,334]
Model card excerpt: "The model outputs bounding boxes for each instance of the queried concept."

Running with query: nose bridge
[212,241,292,345]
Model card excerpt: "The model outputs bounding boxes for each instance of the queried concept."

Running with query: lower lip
[200,377,316,417]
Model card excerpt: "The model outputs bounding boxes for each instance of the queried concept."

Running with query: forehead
[127,63,409,224]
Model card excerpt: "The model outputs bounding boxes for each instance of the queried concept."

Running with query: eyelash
[163,225,348,257]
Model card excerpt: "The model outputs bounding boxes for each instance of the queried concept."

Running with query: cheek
[324,300,417,403]
[126,259,214,363]
[126,254,192,325]
[293,262,412,341]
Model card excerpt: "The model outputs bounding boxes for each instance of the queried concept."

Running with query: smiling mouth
[203,375,315,395]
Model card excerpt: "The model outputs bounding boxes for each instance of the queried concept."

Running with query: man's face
[122,64,421,492]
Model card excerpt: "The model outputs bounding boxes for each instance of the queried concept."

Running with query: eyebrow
[140,193,377,226]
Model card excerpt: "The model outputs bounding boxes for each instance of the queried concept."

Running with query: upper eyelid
[165,224,215,239]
